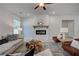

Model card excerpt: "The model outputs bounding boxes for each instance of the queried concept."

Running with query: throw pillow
[71,40,79,50]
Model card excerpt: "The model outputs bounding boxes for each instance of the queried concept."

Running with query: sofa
[62,40,79,56]
[0,39,23,55]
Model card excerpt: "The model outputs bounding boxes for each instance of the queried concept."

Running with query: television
[36,30,46,35]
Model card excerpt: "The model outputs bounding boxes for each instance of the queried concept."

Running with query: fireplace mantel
[33,25,49,29]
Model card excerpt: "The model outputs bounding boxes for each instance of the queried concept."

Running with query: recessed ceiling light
[52,11,55,15]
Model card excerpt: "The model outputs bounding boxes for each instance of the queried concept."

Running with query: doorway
[62,20,74,39]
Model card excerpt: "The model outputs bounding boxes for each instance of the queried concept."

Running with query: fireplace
[36,30,46,35]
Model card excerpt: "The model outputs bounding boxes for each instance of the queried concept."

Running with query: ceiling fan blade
[43,6,46,10]
[34,5,39,9]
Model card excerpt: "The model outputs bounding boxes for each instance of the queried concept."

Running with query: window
[13,16,21,34]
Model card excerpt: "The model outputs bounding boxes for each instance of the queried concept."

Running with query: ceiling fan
[34,3,53,10]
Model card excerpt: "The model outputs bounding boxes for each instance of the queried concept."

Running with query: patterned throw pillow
[71,40,79,50]
[7,34,18,41]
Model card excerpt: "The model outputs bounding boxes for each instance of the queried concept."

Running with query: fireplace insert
[36,30,46,35]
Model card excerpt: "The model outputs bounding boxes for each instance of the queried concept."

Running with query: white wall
[49,16,61,39]
[74,16,79,38]
[68,20,74,38]
[23,15,79,42]
[0,8,18,39]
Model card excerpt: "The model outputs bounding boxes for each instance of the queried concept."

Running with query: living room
[0,3,79,56]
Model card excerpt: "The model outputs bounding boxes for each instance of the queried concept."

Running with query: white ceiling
[0,3,79,18]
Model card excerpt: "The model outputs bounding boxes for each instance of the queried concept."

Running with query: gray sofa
[0,39,23,55]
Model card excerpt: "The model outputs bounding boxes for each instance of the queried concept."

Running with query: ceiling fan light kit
[34,3,47,10]
[39,3,45,7]
[34,3,53,10]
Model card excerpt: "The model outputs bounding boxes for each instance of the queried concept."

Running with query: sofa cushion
[0,40,3,45]
[71,40,79,50]
[0,41,14,54]
[0,39,8,45]
[0,39,22,55]
[7,34,18,41]
[63,45,78,55]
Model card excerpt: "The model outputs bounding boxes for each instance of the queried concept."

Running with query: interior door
[62,20,74,38]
